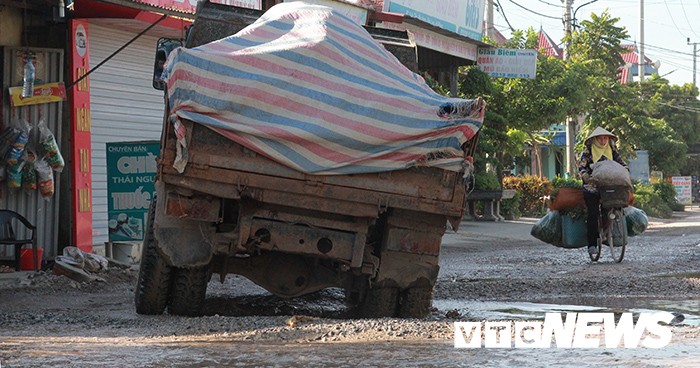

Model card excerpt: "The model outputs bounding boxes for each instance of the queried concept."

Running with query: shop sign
[386,0,484,41]
[672,176,692,205]
[106,141,159,242]
[476,48,538,79]
[381,21,478,60]
[8,82,67,107]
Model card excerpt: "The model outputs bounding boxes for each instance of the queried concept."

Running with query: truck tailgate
[161,122,466,218]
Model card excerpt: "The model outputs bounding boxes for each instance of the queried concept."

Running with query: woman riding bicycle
[578,127,628,256]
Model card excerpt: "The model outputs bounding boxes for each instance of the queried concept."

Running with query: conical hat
[585,126,618,145]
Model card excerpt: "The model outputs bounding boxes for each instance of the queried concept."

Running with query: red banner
[69,19,94,252]
[128,0,261,12]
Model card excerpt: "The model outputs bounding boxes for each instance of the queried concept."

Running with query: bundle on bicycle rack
[530,210,588,249]
[599,186,631,208]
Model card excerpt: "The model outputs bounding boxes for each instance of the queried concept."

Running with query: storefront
[1,1,67,262]
[67,0,203,250]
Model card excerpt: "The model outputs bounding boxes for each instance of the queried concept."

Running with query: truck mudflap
[153,182,216,267]
[373,251,439,290]
[372,208,444,289]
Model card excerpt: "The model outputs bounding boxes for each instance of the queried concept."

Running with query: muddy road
[0,209,698,367]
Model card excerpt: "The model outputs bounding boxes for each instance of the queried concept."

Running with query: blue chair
[0,210,38,271]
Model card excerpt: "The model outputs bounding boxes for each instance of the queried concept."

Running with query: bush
[501,191,522,220]
[632,182,674,218]
[653,181,677,205]
[474,171,501,190]
[654,181,684,211]
[502,175,552,217]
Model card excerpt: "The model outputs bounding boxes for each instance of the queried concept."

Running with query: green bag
[531,210,563,246]
[624,206,648,237]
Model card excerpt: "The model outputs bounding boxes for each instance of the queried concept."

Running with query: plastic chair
[0,210,38,271]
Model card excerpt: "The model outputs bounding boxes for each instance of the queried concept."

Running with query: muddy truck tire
[135,197,173,315]
[357,287,400,318]
[167,266,210,316]
[398,287,433,318]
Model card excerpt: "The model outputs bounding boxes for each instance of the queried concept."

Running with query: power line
[622,38,696,57]
[495,0,516,32]
[661,0,686,38]
[534,0,562,8]
[678,0,700,39]
[656,58,696,74]
[506,0,561,20]
[657,101,700,114]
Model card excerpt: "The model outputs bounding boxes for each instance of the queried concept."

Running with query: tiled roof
[618,44,656,84]
[488,26,508,45]
[537,29,562,58]
[620,44,653,64]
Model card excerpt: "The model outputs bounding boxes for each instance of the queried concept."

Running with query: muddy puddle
[433,298,700,327]
[4,333,698,368]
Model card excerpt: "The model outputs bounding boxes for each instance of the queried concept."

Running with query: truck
[135,1,485,318]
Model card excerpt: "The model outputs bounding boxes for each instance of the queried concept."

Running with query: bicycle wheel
[608,209,626,263]
[589,239,601,262]
[588,212,603,262]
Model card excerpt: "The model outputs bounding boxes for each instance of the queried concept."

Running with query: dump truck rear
[135,1,485,318]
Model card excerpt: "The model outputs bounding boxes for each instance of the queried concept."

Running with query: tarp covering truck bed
[163,1,484,175]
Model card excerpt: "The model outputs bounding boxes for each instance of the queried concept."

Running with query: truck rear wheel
[167,266,210,316]
[398,287,433,318]
[135,197,173,315]
[357,287,399,318]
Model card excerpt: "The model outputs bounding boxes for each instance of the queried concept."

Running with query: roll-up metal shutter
[89,24,164,245]
[1,47,64,260]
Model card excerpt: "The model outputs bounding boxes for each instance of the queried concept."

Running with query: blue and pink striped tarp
[165,1,484,175]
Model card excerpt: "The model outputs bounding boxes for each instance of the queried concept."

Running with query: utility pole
[563,0,576,176]
[485,0,494,39]
[688,38,698,87]
[639,0,645,82]
[563,0,573,60]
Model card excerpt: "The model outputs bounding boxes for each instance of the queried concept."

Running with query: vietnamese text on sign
[476,48,538,79]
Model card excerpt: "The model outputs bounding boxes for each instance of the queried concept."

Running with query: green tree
[644,76,700,148]
[566,11,629,79]
[470,28,592,176]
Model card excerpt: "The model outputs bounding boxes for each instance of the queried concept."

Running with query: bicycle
[588,186,630,263]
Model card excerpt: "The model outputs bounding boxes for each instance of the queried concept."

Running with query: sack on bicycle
[624,206,649,236]
[590,160,632,188]
[530,210,563,246]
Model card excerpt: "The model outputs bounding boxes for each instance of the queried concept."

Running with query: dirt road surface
[1,208,698,367]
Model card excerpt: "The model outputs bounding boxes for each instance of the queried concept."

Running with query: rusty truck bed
[160,121,467,220]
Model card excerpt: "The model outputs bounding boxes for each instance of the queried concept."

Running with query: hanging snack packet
[22,151,37,191]
[38,120,64,172]
[7,161,25,189]
[36,158,54,198]
[5,120,30,165]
